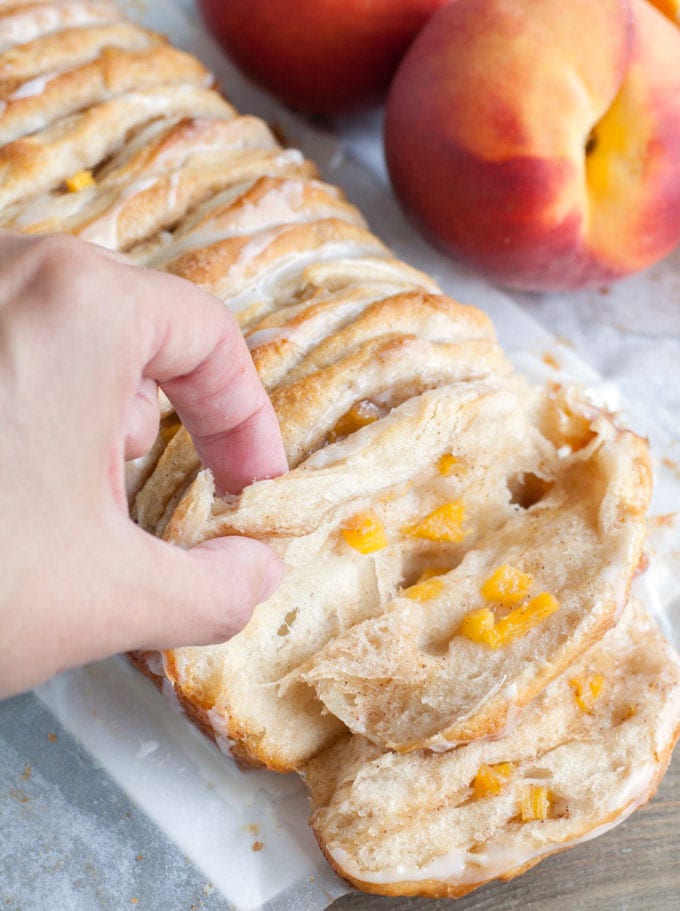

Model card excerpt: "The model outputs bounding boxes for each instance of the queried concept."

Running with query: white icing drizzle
[604,761,656,813]
[245,327,290,350]
[7,69,61,101]
[10,185,93,229]
[224,241,387,314]
[165,169,181,213]
[161,679,184,716]
[206,707,237,758]
[303,431,371,469]
[79,176,159,249]
[655,680,680,753]
[602,524,642,620]
[329,761,658,886]
[142,650,164,677]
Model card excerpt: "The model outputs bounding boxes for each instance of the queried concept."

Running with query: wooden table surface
[326,746,680,911]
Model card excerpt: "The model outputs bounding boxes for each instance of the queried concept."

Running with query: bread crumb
[47,732,57,743]
[542,352,560,370]
[136,854,144,861]
[130,899,138,906]
[247,823,260,836]
[661,457,680,480]
[202,883,214,895]
[21,764,32,781]
[252,841,264,852]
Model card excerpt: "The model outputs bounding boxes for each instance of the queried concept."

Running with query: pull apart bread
[1,1,678,898]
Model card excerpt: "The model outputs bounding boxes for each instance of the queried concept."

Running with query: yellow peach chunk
[402,501,465,543]
[519,785,550,822]
[460,593,559,649]
[473,762,515,798]
[492,592,559,647]
[436,453,460,477]
[459,607,499,647]
[480,564,533,606]
[65,169,95,192]
[341,510,387,554]
[569,673,605,713]
[403,577,445,602]
[328,400,382,442]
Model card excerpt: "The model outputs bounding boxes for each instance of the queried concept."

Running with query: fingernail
[257,558,285,604]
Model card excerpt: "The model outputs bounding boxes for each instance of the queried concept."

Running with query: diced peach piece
[519,785,550,821]
[459,607,498,646]
[403,577,445,602]
[460,593,559,649]
[341,510,387,554]
[473,762,515,798]
[328,400,382,442]
[481,564,533,606]
[436,453,460,476]
[402,501,465,542]
[65,169,95,192]
[569,673,605,713]
[492,592,559,647]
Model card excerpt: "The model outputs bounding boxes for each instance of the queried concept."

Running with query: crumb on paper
[554,335,574,349]
[598,286,611,296]
[136,854,144,862]
[650,513,678,529]
[634,553,650,577]
[251,841,264,852]
[661,457,680,480]
[203,883,214,896]
[130,899,138,906]
[542,352,560,370]
[246,823,260,836]
[47,732,57,743]
[308,875,316,883]
[8,787,29,804]
[21,764,32,781]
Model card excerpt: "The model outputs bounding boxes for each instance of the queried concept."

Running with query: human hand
[0,230,287,698]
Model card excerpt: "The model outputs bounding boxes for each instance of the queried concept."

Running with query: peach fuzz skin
[384,0,680,290]
[196,0,448,116]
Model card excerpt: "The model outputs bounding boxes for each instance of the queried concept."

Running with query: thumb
[119,529,285,652]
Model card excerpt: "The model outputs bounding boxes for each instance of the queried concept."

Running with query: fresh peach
[384,0,680,290]
[647,0,680,23]
[197,0,448,116]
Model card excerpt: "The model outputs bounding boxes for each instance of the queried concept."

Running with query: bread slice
[159,375,649,771]
[296,410,650,751]
[304,599,680,898]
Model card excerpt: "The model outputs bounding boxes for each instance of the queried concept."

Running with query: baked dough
[305,599,680,898]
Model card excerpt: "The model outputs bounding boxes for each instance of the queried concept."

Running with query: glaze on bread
[305,600,680,898]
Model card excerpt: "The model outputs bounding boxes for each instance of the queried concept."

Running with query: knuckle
[27,235,100,309]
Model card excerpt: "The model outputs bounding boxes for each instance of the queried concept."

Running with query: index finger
[133,266,287,494]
